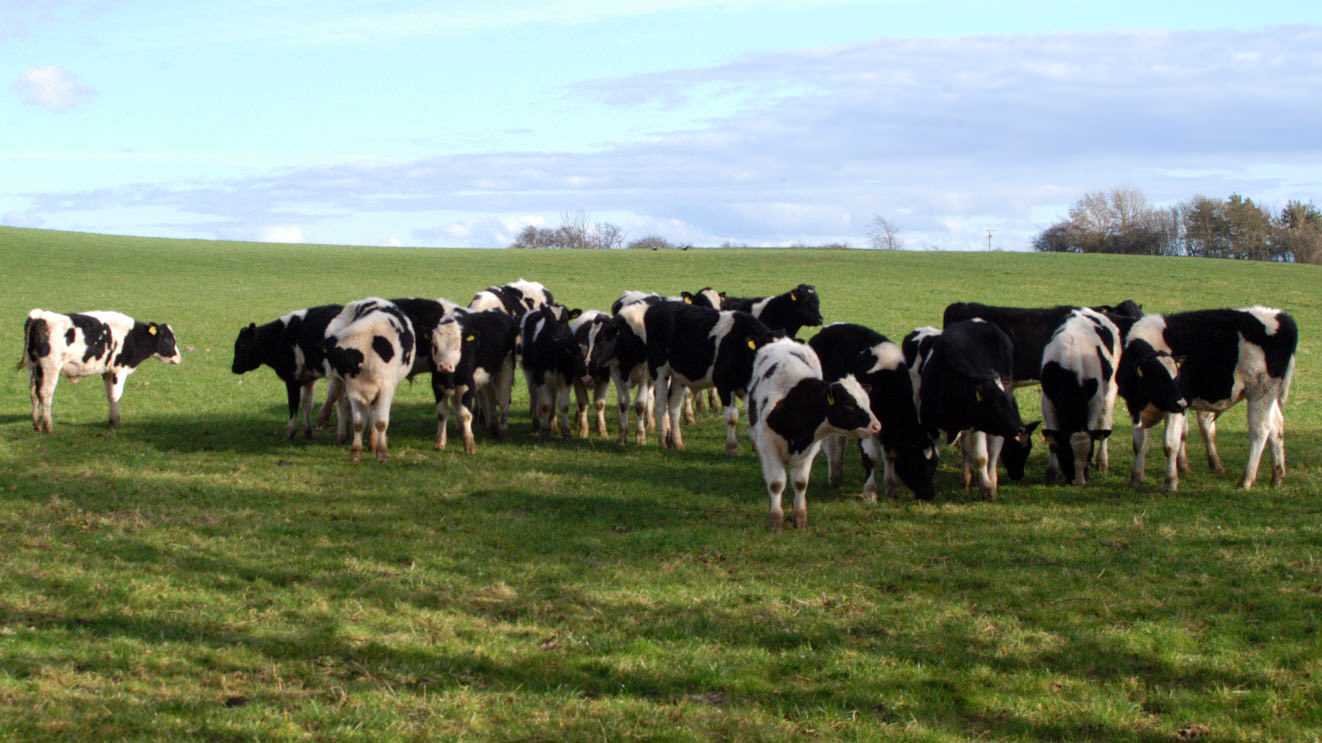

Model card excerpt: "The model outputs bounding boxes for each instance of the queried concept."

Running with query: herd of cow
[18,278,1298,529]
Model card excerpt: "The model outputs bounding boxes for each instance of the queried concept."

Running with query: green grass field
[1,226,1319,742]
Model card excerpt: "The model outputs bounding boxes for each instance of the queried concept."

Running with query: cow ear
[248,322,256,331]
[568,308,582,320]
[1090,429,1113,441]
[1174,354,1188,368]
[1023,420,1041,435]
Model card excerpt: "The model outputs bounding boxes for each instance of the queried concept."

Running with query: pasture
[1,225,1320,742]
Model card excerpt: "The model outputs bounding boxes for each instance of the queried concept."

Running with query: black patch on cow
[24,317,51,363]
[761,362,780,380]
[114,322,176,369]
[64,328,76,344]
[918,320,1023,440]
[645,303,777,406]
[372,334,395,363]
[322,338,365,377]
[68,313,114,364]
[521,306,586,388]
[765,378,830,454]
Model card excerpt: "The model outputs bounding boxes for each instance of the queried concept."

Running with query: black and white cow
[722,284,823,338]
[1039,308,1123,485]
[469,279,554,317]
[232,304,342,440]
[587,301,655,444]
[521,305,587,440]
[644,302,779,454]
[1117,306,1297,491]
[747,338,880,529]
[431,309,519,453]
[20,309,182,432]
[942,300,1143,384]
[613,290,717,419]
[808,323,938,501]
[902,320,1028,500]
[319,298,415,462]
[571,310,614,438]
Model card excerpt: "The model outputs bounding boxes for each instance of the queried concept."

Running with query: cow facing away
[1040,308,1123,485]
[903,320,1028,500]
[20,309,182,432]
[589,301,655,445]
[1117,306,1297,491]
[521,305,587,440]
[319,298,415,462]
[748,338,880,529]
[571,310,614,438]
[231,304,341,440]
[808,322,938,501]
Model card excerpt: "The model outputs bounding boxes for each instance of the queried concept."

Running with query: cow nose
[869,422,881,435]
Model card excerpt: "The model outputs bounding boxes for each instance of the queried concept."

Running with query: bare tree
[866,216,904,250]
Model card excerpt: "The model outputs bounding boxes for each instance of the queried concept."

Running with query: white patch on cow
[615,302,648,344]
[708,311,736,342]
[468,291,503,313]
[1126,314,1171,353]
[282,308,309,324]
[1243,305,1281,335]
[750,295,773,318]
[431,317,463,373]
[993,377,1005,392]
[869,341,905,374]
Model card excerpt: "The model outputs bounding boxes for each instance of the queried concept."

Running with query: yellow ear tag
[683,296,692,303]
[790,292,797,301]
[148,325,157,336]
[1137,367,1144,378]
[827,391,835,405]
[747,339,756,350]
[1043,432,1053,442]
[975,390,983,402]
[465,334,476,342]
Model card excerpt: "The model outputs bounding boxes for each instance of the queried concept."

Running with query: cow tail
[17,316,34,371]
[1279,354,1295,407]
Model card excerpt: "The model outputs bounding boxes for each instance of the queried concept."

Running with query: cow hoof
[768,512,784,531]
[464,438,476,455]
[350,450,362,463]
[597,425,609,437]
[792,511,808,529]
[1163,479,1179,493]
[861,489,878,503]
[1129,474,1143,488]
[1210,461,1227,474]
[725,443,739,457]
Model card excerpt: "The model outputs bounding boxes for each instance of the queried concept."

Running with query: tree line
[1033,187,1322,263]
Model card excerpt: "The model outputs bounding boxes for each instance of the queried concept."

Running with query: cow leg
[958,431,980,493]
[788,452,814,529]
[859,436,881,501]
[706,388,718,414]
[1239,396,1278,489]
[1069,431,1091,486]
[824,434,846,488]
[573,378,591,439]
[370,387,396,462]
[756,441,788,531]
[594,379,609,437]
[335,393,352,444]
[434,386,452,450]
[1129,422,1149,488]
[556,384,572,439]
[299,381,318,439]
[880,444,902,499]
[612,367,633,445]
[666,382,689,451]
[683,387,696,425]
[652,372,672,448]
[102,371,128,428]
[30,365,58,433]
[1094,437,1109,474]
[459,387,477,454]
[722,391,739,456]
[1044,442,1060,485]
[1268,398,1286,487]
[494,365,513,440]
[983,435,1003,501]
[534,384,554,441]
[1176,423,1191,473]
[1162,413,1186,492]
[283,378,302,440]
[348,398,366,462]
[317,376,342,429]
[1195,410,1225,473]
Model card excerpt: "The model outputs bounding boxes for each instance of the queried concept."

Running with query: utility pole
[985,229,994,252]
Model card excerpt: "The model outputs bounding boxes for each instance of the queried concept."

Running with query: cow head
[150,323,183,365]
[999,420,1040,481]
[969,374,1025,438]
[431,317,464,374]
[1124,350,1187,414]
[232,322,263,374]
[824,376,881,438]
[789,284,823,328]
[888,439,939,501]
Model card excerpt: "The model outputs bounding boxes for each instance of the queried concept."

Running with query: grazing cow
[644,302,778,454]
[1039,308,1123,485]
[320,298,414,462]
[722,284,823,338]
[587,301,655,444]
[232,304,343,439]
[1117,306,1297,491]
[809,323,938,501]
[20,309,182,432]
[521,305,587,440]
[942,300,1143,384]
[469,279,553,317]
[747,338,880,529]
[902,320,1028,500]
[431,309,519,453]
[571,310,614,438]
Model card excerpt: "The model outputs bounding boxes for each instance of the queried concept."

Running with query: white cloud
[257,225,305,243]
[12,65,97,111]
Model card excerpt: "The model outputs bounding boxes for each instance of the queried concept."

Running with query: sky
[3,1,1321,250]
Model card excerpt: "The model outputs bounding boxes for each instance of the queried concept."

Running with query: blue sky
[4,1,1320,249]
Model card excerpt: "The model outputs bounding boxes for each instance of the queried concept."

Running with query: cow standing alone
[20,309,182,432]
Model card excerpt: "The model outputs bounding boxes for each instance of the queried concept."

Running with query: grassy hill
[1,226,1319,741]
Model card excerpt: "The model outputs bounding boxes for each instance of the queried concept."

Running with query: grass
[1,225,1320,741]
